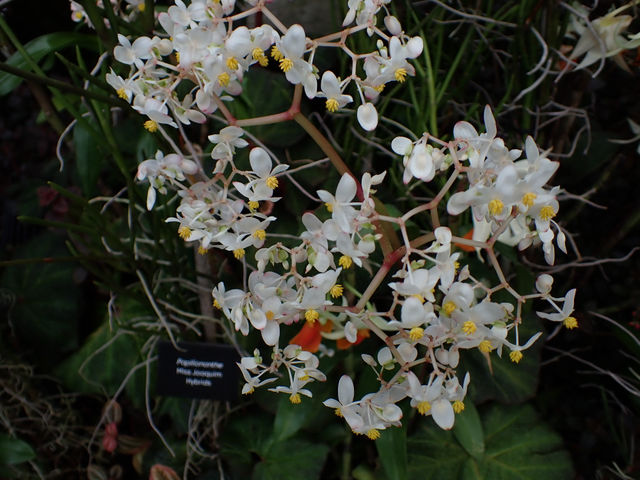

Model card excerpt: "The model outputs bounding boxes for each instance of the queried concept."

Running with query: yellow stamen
[217,72,230,87]
[510,350,523,363]
[563,316,578,329]
[226,56,238,70]
[252,47,264,60]
[409,327,424,341]
[305,309,319,323]
[394,67,407,83]
[258,55,269,67]
[366,429,381,440]
[334,408,343,417]
[116,88,128,100]
[411,294,425,303]
[271,46,283,61]
[213,299,221,309]
[330,284,343,298]
[462,321,477,335]
[279,57,294,72]
[266,176,278,189]
[417,401,431,415]
[325,202,333,212]
[326,98,339,112]
[253,229,266,240]
[453,400,465,413]
[144,120,158,132]
[339,255,353,269]
[175,52,180,63]
[374,84,385,92]
[137,3,145,12]
[233,248,245,259]
[522,192,537,208]
[539,205,556,221]
[72,11,84,21]
[478,340,493,353]
[198,246,209,255]
[488,198,504,216]
[289,393,301,404]
[443,301,456,316]
[243,386,254,395]
[266,311,275,321]
[248,200,259,211]
[178,225,191,240]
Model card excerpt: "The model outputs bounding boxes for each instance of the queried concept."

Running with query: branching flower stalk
[95,0,581,436]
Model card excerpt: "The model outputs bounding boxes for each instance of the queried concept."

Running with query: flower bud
[384,15,402,35]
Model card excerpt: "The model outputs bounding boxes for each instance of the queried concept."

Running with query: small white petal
[357,103,378,131]
[431,399,455,430]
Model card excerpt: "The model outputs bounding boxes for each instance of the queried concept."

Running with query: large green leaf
[376,424,408,480]
[54,298,150,404]
[73,118,108,196]
[0,435,35,465]
[252,439,329,480]
[0,232,81,363]
[0,33,99,96]
[407,403,573,479]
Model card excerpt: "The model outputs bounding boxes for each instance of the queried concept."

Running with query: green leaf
[0,435,36,465]
[54,298,149,404]
[452,402,485,460]
[272,393,316,442]
[0,33,98,96]
[407,403,573,480]
[0,232,80,363]
[376,425,408,480]
[74,116,108,196]
[253,439,329,480]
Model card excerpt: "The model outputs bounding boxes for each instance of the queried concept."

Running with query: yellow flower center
[478,340,493,353]
[409,327,424,341]
[462,321,477,335]
[330,284,343,298]
[394,67,407,82]
[213,299,221,309]
[279,57,294,72]
[289,393,301,404]
[453,400,465,413]
[563,316,578,329]
[539,205,556,221]
[305,309,319,323]
[509,350,523,363]
[334,407,343,417]
[253,229,266,240]
[417,401,431,415]
[217,72,231,87]
[144,120,158,132]
[374,84,385,92]
[178,225,192,240]
[266,311,275,321]
[72,11,84,21]
[248,200,260,211]
[116,88,128,100]
[137,3,145,11]
[252,47,264,60]
[443,301,456,316]
[198,246,209,255]
[233,248,245,259]
[266,176,278,189]
[488,198,504,216]
[325,202,333,212]
[271,46,283,61]
[366,429,381,440]
[339,255,353,269]
[243,386,254,395]
[326,98,339,112]
[226,56,238,70]
[522,192,537,208]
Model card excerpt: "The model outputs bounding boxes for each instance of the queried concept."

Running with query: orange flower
[289,321,333,353]
[454,228,476,252]
[336,329,370,350]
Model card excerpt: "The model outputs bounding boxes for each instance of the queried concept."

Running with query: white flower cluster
[70,0,145,26]
[394,106,565,265]
[105,0,423,131]
[104,0,580,437]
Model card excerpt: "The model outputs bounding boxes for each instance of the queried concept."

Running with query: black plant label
[157,341,239,400]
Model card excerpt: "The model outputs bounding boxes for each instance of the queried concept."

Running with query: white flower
[357,103,378,131]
